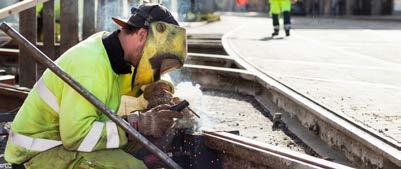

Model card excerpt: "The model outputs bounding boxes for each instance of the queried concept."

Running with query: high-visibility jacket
[269,0,291,14]
[5,32,136,164]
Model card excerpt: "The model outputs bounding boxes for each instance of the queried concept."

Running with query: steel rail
[203,131,353,169]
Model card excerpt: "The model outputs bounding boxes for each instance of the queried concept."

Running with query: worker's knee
[75,149,147,169]
[24,147,147,169]
[24,146,77,169]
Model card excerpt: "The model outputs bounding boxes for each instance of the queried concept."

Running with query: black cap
[112,4,179,29]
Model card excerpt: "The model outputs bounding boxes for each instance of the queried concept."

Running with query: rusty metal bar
[0,22,183,169]
[0,0,49,20]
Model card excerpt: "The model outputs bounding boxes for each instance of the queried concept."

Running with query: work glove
[128,104,183,138]
[144,81,175,109]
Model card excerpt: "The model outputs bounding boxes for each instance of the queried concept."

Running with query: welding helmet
[130,21,186,96]
[112,4,187,97]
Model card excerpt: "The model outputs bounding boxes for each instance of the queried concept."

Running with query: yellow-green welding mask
[130,21,187,97]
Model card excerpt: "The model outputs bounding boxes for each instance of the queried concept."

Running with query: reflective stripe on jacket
[5,32,132,164]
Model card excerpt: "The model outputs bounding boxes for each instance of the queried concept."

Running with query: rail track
[182,33,401,168]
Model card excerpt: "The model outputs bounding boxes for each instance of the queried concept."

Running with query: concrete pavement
[187,15,401,146]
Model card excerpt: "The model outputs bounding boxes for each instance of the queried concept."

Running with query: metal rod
[170,100,200,118]
[187,106,201,118]
[0,0,49,20]
[0,22,182,169]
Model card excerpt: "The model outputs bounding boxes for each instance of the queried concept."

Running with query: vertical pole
[60,0,79,54]
[39,0,55,78]
[371,0,383,15]
[18,2,37,87]
[261,0,267,13]
[303,0,311,15]
[319,0,324,15]
[83,0,96,39]
[97,0,106,31]
[346,0,354,15]
[323,0,331,16]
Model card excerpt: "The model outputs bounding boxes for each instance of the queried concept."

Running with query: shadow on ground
[259,37,285,41]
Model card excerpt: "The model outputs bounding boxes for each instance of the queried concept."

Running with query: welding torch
[170,100,200,118]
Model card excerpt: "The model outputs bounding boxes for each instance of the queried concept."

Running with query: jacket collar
[102,30,132,74]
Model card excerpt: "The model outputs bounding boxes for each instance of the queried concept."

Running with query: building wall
[137,0,396,15]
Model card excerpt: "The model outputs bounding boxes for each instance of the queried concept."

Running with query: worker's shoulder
[57,32,110,68]
[64,32,107,59]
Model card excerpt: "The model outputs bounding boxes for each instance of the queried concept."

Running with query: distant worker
[236,0,248,12]
[5,4,187,169]
[269,0,296,36]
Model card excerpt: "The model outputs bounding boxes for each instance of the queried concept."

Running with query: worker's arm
[59,72,128,152]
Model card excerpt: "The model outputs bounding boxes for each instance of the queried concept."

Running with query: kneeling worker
[5,4,186,169]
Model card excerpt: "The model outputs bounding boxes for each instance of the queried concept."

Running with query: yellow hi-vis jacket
[269,0,291,15]
[5,32,136,164]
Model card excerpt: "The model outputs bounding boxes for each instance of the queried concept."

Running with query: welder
[269,0,295,36]
[5,4,188,169]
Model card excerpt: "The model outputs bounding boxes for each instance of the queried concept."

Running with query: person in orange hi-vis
[236,0,248,12]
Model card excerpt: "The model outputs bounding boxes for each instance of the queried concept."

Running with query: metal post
[18,1,37,88]
[83,0,96,39]
[0,22,182,169]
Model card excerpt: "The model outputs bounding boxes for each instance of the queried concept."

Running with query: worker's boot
[283,11,291,37]
[272,14,280,37]
[272,28,279,36]
[285,28,290,36]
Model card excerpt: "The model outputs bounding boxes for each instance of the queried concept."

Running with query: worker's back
[5,32,128,164]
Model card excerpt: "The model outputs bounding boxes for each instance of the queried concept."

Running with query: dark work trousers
[272,12,291,31]
[283,11,291,31]
[272,14,280,31]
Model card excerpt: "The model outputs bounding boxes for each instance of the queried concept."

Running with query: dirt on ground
[198,90,309,154]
